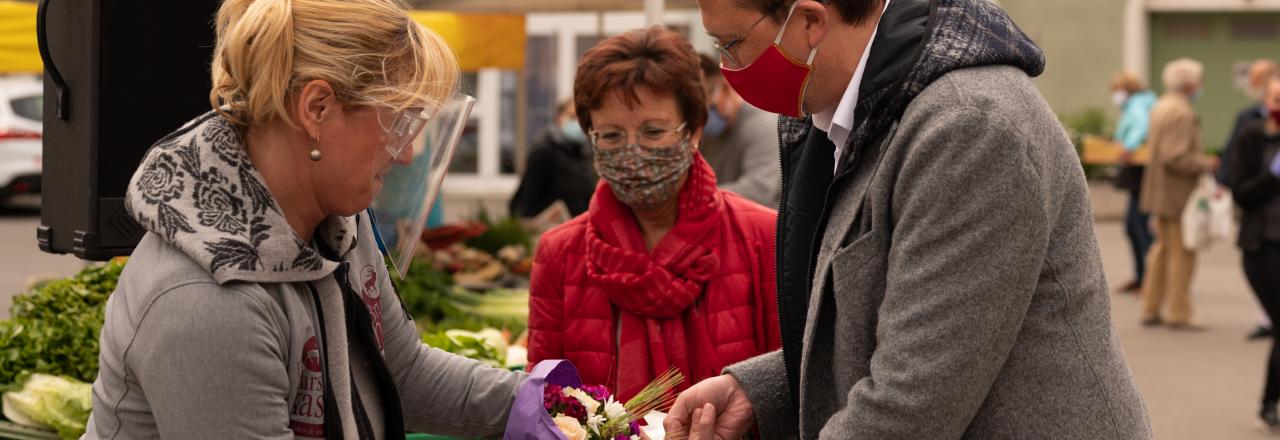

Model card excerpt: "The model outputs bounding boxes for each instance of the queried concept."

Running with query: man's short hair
[1162,58,1204,92]
[1264,71,1280,96]
[735,0,882,25]
[1249,59,1278,89]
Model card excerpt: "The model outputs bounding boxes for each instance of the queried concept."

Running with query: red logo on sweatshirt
[361,265,385,352]
[289,336,326,438]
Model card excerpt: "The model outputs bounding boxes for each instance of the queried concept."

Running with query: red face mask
[720,1,819,118]
[1271,108,1280,127]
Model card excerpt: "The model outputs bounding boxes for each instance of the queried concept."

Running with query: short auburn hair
[573,26,707,134]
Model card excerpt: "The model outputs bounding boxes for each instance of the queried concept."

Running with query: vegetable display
[2,374,93,440]
[0,261,124,386]
[396,259,529,335]
[422,329,510,369]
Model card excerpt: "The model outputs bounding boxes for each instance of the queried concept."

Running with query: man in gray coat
[666,0,1152,438]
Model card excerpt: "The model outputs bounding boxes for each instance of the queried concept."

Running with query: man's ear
[794,0,831,50]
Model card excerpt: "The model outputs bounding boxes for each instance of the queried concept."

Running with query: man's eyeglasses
[712,13,772,69]
[712,1,796,68]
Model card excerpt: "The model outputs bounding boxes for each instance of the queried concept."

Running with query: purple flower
[544,385,563,411]
[630,421,641,436]
[544,384,588,420]
[562,397,587,419]
[583,385,612,402]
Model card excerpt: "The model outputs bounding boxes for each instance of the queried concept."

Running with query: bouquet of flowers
[505,360,683,440]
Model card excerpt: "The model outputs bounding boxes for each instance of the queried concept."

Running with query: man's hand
[664,375,755,440]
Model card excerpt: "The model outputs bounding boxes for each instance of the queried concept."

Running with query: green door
[1150,13,1280,152]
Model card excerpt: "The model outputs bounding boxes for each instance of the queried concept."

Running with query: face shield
[368,93,476,280]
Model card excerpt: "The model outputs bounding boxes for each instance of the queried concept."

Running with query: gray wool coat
[725,65,1152,439]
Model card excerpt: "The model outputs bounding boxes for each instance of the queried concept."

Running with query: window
[577,35,604,60]
[11,95,41,122]
[1163,17,1211,40]
[500,70,518,175]
[668,24,691,41]
[445,69,520,177]
[1230,18,1279,40]
[526,35,558,146]
[449,73,480,174]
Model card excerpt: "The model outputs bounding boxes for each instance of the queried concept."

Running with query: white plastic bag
[1181,174,1235,251]
[1208,187,1236,243]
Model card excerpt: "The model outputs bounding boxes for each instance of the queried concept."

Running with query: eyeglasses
[714,0,801,68]
[378,107,431,158]
[589,123,688,149]
[713,13,772,69]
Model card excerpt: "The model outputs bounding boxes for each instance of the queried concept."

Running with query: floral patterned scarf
[126,111,355,284]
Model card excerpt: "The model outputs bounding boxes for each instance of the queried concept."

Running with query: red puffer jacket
[527,154,780,401]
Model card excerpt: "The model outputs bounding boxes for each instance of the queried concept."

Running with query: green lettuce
[1,374,92,439]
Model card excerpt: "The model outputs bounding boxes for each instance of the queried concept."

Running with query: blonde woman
[84,0,525,438]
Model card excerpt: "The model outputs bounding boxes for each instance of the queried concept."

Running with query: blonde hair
[209,0,459,127]
[1110,71,1145,94]
[1162,58,1203,94]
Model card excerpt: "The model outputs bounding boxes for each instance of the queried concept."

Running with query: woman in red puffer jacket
[526,27,780,402]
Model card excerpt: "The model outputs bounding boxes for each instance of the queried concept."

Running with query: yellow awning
[410,12,526,72]
[0,1,39,74]
[0,4,525,74]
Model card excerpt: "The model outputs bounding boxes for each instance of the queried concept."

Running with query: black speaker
[37,0,219,260]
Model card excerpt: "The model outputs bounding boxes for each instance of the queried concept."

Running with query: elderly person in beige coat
[1139,57,1221,330]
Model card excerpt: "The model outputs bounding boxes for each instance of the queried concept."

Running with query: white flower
[554,416,588,440]
[563,387,602,415]
[586,413,607,434]
[603,397,628,420]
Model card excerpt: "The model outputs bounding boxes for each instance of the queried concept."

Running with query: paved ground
[0,190,1275,437]
[1099,215,1274,439]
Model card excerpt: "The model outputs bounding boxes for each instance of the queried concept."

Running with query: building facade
[1004,0,1280,152]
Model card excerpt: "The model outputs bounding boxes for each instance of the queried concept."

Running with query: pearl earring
[309,136,322,161]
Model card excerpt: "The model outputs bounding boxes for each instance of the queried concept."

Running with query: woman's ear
[295,79,337,139]
[690,126,704,152]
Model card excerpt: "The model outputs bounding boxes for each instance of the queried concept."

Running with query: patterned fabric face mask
[594,139,693,212]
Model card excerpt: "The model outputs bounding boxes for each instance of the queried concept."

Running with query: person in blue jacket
[1111,71,1157,294]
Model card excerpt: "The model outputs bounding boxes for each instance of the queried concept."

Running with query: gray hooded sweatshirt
[83,112,525,439]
